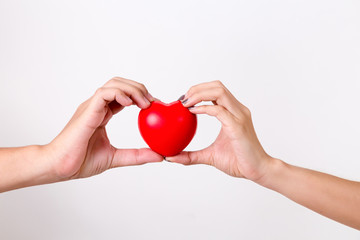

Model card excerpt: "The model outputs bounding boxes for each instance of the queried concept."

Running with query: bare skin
[0,77,163,193]
[166,80,360,230]
[1,78,359,230]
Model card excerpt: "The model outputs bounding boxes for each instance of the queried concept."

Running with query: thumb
[111,148,163,168]
[165,150,210,166]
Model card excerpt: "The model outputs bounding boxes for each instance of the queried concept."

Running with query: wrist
[254,156,287,189]
[43,142,75,182]
[41,143,64,183]
[27,144,62,186]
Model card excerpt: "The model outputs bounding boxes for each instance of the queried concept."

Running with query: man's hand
[48,77,163,180]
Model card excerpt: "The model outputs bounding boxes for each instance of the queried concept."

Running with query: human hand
[166,81,273,182]
[47,77,163,181]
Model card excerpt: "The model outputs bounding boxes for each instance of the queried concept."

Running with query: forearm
[0,145,57,193]
[259,158,360,230]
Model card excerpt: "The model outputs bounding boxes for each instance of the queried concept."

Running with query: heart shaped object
[138,100,197,157]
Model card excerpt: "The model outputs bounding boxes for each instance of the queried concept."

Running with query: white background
[0,0,359,239]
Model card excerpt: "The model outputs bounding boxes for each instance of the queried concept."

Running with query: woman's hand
[48,77,163,181]
[166,80,273,182]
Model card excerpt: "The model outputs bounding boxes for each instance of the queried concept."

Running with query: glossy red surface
[138,100,197,157]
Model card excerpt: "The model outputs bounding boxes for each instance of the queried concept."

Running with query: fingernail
[181,98,189,105]
[164,156,173,162]
[178,95,185,101]
[188,106,195,110]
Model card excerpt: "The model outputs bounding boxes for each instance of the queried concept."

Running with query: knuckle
[216,86,226,96]
[214,80,223,86]
[139,83,146,89]
[139,83,148,93]
[135,149,140,164]
[187,86,196,96]
[95,87,104,95]
[188,152,197,165]
[243,106,251,117]
[106,78,116,85]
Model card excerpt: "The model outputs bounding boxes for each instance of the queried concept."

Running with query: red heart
[138,100,197,157]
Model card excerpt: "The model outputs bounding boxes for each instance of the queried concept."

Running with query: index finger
[182,80,247,118]
[101,78,151,109]
[105,77,154,102]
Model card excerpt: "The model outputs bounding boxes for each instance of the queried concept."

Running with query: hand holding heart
[48,77,271,183]
[5,77,359,230]
[166,81,273,182]
[48,77,163,180]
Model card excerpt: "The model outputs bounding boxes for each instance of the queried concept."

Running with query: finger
[91,87,133,114]
[184,80,220,99]
[183,80,247,118]
[111,148,164,167]
[105,77,154,102]
[165,150,211,166]
[116,77,154,101]
[98,82,150,109]
[189,105,237,127]
[120,78,155,102]
[184,87,235,110]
